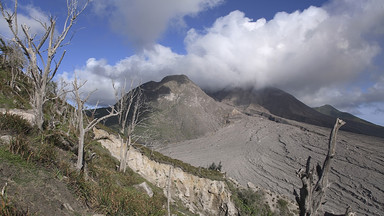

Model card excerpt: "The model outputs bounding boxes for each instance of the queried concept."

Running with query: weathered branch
[294,118,348,216]
[0,0,89,130]
[85,107,118,133]
[112,80,146,172]
[72,75,120,170]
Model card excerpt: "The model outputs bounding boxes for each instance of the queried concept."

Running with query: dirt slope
[0,147,92,215]
[158,113,384,215]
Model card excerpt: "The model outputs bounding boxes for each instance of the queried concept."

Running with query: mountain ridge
[314,104,380,126]
[97,74,384,139]
[207,86,384,138]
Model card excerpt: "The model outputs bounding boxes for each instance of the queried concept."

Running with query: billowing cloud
[67,0,384,124]
[61,45,182,105]
[91,0,223,49]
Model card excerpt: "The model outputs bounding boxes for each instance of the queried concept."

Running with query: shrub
[226,181,273,216]
[208,161,222,171]
[34,141,57,165]
[276,199,294,216]
[9,135,33,160]
[237,188,272,215]
[0,113,33,135]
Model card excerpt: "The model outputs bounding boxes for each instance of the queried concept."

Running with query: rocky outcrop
[93,127,238,215]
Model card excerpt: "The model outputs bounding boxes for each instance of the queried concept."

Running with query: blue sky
[1,0,384,126]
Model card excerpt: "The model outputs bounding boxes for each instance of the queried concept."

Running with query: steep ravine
[93,128,238,216]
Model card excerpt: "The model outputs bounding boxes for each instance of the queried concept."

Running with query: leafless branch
[294,118,348,216]
[0,0,89,130]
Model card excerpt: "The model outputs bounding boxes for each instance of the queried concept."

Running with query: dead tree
[0,0,89,130]
[167,166,173,216]
[294,118,350,216]
[113,80,144,172]
[72,75,118,170]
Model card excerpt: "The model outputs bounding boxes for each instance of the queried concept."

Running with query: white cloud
[69,0,384,124]
[61,45,182,105]
[91,0,223,49]
[0,4,50,40]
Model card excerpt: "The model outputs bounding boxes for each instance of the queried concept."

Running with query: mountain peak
[137,74,227,142]
[160,74,191,85]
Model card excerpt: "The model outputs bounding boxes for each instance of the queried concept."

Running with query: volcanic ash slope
[158,114,384,215]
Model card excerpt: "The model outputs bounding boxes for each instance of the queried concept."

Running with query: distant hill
[207,87,335,126]
[208,87,384,138]
[313,104,384,137]
[314,104,373,125]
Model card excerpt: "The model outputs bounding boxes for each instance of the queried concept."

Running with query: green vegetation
[0,113,168,215]
[80,141,166,215]
[0,146,35,215]
[226,181,273,216]
[276,199,294,216]
[0,68,31,110]
[0,113,34,135]
[208,161,222,171]
[134,143,225,181]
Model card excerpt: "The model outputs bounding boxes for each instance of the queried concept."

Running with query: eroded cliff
[93,127,238,215]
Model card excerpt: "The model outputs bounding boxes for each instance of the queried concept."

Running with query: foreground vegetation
[0,112,167,215]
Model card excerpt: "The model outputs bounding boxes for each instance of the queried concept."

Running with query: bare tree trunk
[0,0,89,130]
[72,75,119,171]
[113,80,145,173]
[119,134,127,171]
[120,135,132,172]
[167,166,173,216]
[76,128,86,170]
[294,118,347,216]
[124,136,131,172]
[76,109,85,170]
[34,88,45,131]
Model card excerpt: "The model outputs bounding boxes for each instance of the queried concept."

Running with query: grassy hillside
[0,67,31,109]
[0,66,170,215]
[0,113,170,215]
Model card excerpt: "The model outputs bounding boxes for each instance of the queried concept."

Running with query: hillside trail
[158,114,384,215]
